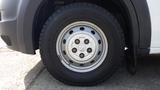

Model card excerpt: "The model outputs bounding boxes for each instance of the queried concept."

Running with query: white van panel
[147,0,160,54]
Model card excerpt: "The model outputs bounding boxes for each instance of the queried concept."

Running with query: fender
[117,0,151,55]
[17,0,43,54]
[130,0,151,55]
[17,0,151,54]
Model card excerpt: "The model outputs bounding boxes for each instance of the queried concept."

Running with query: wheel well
[33,0,132,49]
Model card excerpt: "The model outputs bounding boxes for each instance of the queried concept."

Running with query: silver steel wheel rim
[56,21,108,73]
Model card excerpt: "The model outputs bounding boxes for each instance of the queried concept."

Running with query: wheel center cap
[65,32,98,63]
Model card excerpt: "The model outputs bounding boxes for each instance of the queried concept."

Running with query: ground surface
[1,38,160,90]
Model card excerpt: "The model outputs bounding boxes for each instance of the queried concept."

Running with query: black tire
[40,3,125,86]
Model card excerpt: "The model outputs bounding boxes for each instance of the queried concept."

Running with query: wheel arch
[130,0,151,55]
[17,0,151,55]
[17,0,43,54]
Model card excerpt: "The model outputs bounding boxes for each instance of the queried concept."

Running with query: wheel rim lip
[56,21,108,73]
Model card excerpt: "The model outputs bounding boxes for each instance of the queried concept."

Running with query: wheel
[40,3,125,86]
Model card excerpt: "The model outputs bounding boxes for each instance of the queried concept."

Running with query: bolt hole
[80,64,84,66]
[63,39,66,44]
[91,31,95,35]
[63,51,66,55]
[69,60,73,63]
[98,40,101,44]
[90,60,95,64]
[80,27,85,31]
[69,30,73,34]
[98,51,101,55]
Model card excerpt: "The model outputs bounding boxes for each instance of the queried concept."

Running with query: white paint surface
[147,0,160,54]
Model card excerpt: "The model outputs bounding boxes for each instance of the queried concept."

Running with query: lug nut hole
[79,53,85,58]
[75,39,80,44]
[84,39,89,44]
[87,48,92,53]
[72,48,77,53]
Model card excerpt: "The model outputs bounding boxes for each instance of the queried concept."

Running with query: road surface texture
[1,37,160,90]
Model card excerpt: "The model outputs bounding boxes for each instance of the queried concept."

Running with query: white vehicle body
[147,0,160,54]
